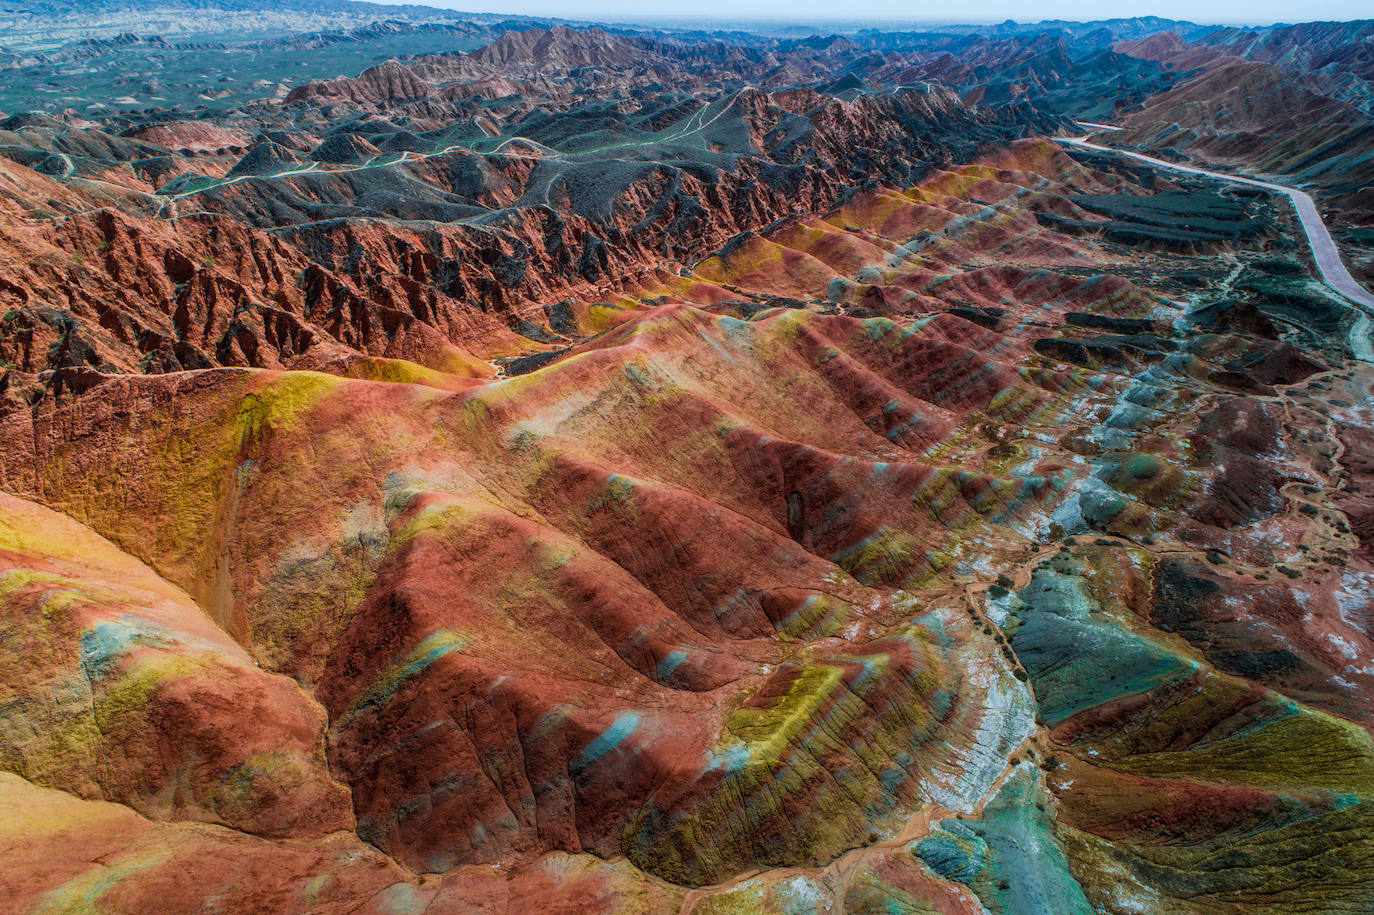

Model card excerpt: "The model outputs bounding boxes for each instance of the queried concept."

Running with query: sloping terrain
[1198,19,1374,114]
[0,74,1062,385]
[0,0,495,50]
[4,130,1374,911]
[2,12,1374,914]
[1108,23,1374,287]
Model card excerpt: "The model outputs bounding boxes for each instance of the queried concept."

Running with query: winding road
[1058,131,1374,363]
[160,91,745,205]
[141,116,1374,364]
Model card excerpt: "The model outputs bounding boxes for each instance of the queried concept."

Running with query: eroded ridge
[2,124,1373,913]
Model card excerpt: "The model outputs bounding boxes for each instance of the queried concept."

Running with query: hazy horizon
[377,0,1371,28]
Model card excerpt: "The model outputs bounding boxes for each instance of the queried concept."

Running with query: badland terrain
[2,2,1374,911]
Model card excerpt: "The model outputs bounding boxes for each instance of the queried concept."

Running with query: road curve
[1057,133,1374,362]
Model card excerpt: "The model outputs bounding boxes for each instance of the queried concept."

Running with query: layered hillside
[1108,24,1374,285]
[0,0,493,50]
[5,127,1374,910]
[0,73,1063,385]
[1200,19,1374,113]
[3,15,1374,915]
[1114,27,1374,227]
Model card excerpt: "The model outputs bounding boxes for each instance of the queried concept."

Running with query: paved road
[1059,132,1374,362]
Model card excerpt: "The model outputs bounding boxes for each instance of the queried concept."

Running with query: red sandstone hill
[1203,19,1374,82]
[4,15,1374,913]
[3,136,1373,907]
[0,86,1060,384]
[286,59,440,106]
[468,24,647,70]
[1120,58,1358,132]
[1115,31,1236,71]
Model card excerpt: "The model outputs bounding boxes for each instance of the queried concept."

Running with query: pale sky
[382,0,1370,27]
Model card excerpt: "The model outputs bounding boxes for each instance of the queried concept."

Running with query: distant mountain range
[0,2,1263,52]
[0,0,509,50]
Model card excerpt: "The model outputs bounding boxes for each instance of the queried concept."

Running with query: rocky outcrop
[286,60,440,107]
[5,137,1374,910]
[4,16,1374,914]
[0,492,352,838]
[310,132,381,165]
[0,85,1063,384]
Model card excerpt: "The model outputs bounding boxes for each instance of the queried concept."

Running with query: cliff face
[0,84,1061,386]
